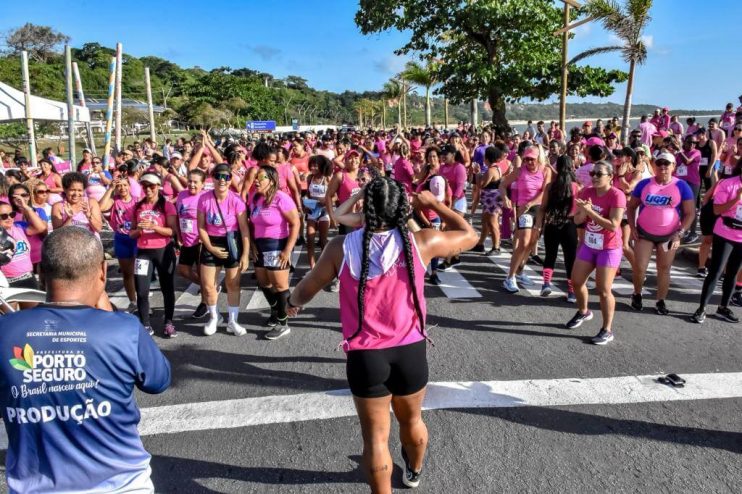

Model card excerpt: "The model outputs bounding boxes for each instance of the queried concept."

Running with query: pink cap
[585,137,606,147]
[523,147,539,160]
[583,121,593,127]
[653,130,669,138]
[345,149,361,159]
[662,107,669,111]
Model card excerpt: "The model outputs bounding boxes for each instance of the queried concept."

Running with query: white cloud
[641,34,654,49]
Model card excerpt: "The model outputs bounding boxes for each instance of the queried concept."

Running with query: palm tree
[572,0,653,145]
[383,80,403,129]
[402,61,438,127]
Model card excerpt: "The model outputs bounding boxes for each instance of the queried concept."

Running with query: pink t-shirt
[1,224,32,279]
[578,186,626,250]
[135,200,176,249]
[674,149,702,186]
[713,176,742,243]
[250,190,296,239]
[439,162,467,200]
[575,162,595,187]
[176,190,203,247]
[633,177,694,237]
[393,157,415,193]
[110,196,137,235]
[276,163,293,195]
[198,191,246,237]
[128,177,143,199]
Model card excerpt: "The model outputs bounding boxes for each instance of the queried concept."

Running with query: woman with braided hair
[287,176,477,492]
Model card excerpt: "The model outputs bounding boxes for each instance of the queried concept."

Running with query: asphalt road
[1,227,741,493]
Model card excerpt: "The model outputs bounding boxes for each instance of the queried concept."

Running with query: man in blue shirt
[0,227,171,493]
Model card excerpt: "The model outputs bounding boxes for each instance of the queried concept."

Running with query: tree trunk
[621,58,636,146]
[444,98,449,129]
[398,102,402,129]
[401,78,407,129]
[425,87,431,128]
[470,100,478,128]
[382,104,386,129]
[488,87,510,136]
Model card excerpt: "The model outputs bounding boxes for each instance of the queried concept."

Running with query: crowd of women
[1,99,742,492]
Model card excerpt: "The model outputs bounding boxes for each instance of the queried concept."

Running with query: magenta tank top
[338,228,427,352]
[516,166,545,206]
[337,171,361,204]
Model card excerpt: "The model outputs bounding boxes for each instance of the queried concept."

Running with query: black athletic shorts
[700,201,717,237]
[178,244,201,267]
[254,237,289,271]
[346,340,428,398]
[200,235,242,269]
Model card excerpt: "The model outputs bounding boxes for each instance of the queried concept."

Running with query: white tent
[0,81,90,123]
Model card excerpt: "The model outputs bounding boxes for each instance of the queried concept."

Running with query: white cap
[170,152,183,160]
[655,152,676,164]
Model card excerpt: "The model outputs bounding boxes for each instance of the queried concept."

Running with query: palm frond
[569,45,623,65]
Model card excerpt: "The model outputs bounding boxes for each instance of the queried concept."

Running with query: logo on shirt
[9,343,87,384]
[645,194,672,206]
[9,344,34,372]
[208,211,222,226]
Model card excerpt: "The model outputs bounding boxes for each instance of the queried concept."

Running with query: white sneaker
[226,320,246,336]
[203,314,223,336]
[516,273,535,286]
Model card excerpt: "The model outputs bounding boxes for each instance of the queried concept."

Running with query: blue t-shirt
[0,306,170,493]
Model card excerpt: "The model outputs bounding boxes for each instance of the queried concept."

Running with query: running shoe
[566,291,577,304]
[329,279,340,292]
[716,306,739,323]
[696,267,707,279]
[145,326,154,337]
[429,273,442,286]
[655,300,669,316]
[204,314,223,336]
[630,293,643,311]
[682,233,699,244]
[401,446,422,488]
[266,310,279,327]
[516,273,535,286]
[731,292,742,307]
[503,277,519,294]
[126,301,137,314]
[486,247,501,256]
[540,283,553,297]
[529,255,544,266]
[163,320,177,338]
[439,262,453,272]
[471,244,485,253]
[191,302,208,319]
[226,320,247,336]
[689,308,706,324]
[590,329,614,345]
[449,257,462,267]
[565,310,593,329]
[265,322,291,340]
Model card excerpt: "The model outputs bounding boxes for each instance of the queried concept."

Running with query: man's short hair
[41,228,104,282]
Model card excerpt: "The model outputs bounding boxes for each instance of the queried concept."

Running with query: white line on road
[435,268,483,299]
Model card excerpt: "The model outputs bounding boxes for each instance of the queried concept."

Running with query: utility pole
[64,45,76,165]
[20,51,37,166]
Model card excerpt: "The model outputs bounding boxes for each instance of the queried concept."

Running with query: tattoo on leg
[370,464,389,473]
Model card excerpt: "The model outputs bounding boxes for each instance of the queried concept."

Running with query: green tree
[402,60,438,127]
[356,0,627,133]
[3,23,69,62]
[575,0,653,144]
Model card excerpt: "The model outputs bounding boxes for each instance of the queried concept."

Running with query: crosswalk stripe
[435,268,482,299]
[245,247,304,310]
[173,272,225,319]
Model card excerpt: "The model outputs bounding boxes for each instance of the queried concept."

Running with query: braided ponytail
[394,182,426,338]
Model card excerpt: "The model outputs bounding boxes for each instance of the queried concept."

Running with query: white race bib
[135,258,150,276]
[676,165,688,177]
[735,205,742,222]
[179,218,194,234]
[262,250,282,268]
[585,231,605,250]
[700,158,709,167]
[518,214,534,228]
[725,165,733,176]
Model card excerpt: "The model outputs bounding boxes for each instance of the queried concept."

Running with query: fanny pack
[722,216,742,230]
[213,192,240,262]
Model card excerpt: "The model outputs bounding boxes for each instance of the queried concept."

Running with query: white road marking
[245,247,303,310]
[435,268,483,299]
[486,249,564,297]
[173,272,225,319]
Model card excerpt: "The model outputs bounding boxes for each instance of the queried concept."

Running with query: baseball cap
[170,152,183,160]
[345,149,361,159]
[652,130,669,138]
[655,152,676,164]
[523,147,540,160]
[583,121,593,127]
[662,107,669,111]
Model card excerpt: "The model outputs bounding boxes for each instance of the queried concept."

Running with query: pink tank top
[338,228,427,352]
[337,171,361,204]
[1,224,33,279]
[110,196,137,235]
[277,163,292,194]
[515,167,545,206]
[60,200,100,239]
[43,174,62,204]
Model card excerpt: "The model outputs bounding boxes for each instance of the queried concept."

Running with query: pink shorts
[576,244,622,268]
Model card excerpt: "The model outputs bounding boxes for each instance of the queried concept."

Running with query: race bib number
[735,205,742,222]
[518,214,534,228]
[351,187,362,196]
[14,240,28,255]
[676,165,688,177]
[700,158,709,167]
[135,258,150,276]
[725,165,733,176]
[180,218,194,234]
[262,250,282,268]
[585,231,605,250]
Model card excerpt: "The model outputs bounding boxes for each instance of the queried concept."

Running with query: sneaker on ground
[163,320,177,338]
[191,302,208,319]
[145,326,154,336]
[565,310,593,329]
[730,292,742,307]
[401,446,422,488]
[266,312,279,328]
[689,308,706,324]
[471,244,485,253]
[566,291,577,304]
[696,267,707,278]
[516,273,535,286]
[503,277,519,294]
[126,301,137,314]
[429,273,441,286]
[630,293,643,311]
[682,233,699,244]
[716,306,739,323]
[265,323,291,340]
[591,328,614,345]
[486,248,501,256]
[439,262,453,272]
[226,320,247,336]
[449,257,462,267]
[204,314,224,336]
[655,300,669,316]
[540,283,553,297]
[329,279,340,292]
[529,255,544,266]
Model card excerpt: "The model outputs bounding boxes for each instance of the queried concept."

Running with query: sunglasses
[589,171,608,178]
[35,190,49,194]
[735,128,742,132]
[0,211,17,220]
[93,161,102,164]
[256,175,270,182]
[13,193,30,198]
[655,161,673,167]
[214,173,231,182]
[141,183,159,189]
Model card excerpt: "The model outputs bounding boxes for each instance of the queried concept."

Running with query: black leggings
[543,221,578,276]
[699,234,742,310]
[135,243,177,326]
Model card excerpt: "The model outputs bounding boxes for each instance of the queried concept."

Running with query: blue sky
[1,0,738,110]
